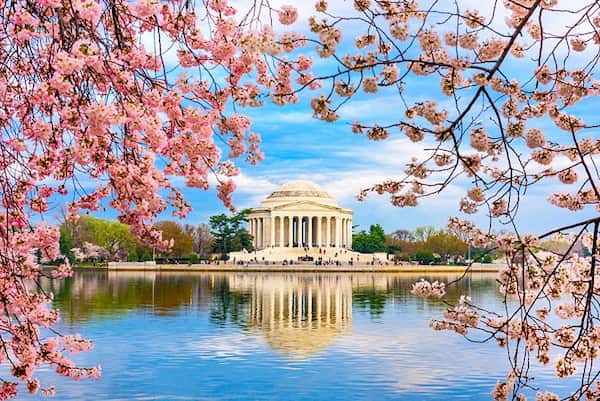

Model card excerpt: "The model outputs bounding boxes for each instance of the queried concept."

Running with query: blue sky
[177,93,595,235]
[69,0,598,236]
[166,0,598,236]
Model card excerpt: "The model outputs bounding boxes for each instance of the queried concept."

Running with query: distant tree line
[385,226,471,264]
[352,225,496,264]
[60,210,254,264]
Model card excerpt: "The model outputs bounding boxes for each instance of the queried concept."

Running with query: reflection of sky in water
[18,271,575,400]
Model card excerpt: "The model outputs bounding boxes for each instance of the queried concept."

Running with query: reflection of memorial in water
[40,271,500,327]
[229,274,353,357]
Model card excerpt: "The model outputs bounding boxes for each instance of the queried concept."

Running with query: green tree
[230,227,253,251]
[385,226,468,262]
[140,251,153,262]
[424,231,468,261]
[352,224,387,253]
[90,218,137,259]
[59,228,75,263]
[209,214,235,255]
[352,231,369,253]
[61,216,137,261]
[415,250,436,264]
[127,251,139,262]
[209,209,254,255]
[154,221,194,258]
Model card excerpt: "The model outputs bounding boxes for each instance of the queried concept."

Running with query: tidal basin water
[24,271,570,400]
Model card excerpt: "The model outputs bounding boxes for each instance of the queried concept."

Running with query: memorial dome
[261,180,338,207]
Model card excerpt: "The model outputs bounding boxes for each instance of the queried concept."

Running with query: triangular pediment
[271,200,349,213]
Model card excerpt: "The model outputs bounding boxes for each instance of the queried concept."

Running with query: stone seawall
[101,262,503,273]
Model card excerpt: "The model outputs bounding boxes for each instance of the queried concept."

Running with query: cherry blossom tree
[0,0,317,397]
[284,0,600,399]
[2,0,600,399]
[70,242,108,263]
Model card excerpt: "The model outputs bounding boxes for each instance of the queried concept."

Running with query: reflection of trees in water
[208,278,251,328]
[353,273,499,317]
[382,273,498,302]
[353,290,387,317]
[40,271,499,325]
[41,271,211,323]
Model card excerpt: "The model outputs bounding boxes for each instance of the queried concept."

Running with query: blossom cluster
[0,0,312,396]
[300,0,600,398]
[410,279,446,298]
[305,0,600,221]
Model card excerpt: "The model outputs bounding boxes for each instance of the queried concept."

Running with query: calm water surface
[21,271,569,400]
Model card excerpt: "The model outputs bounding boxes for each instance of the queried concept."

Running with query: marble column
[316,216,322,247]
[255,218,259,250]
[287,216,293,248]
[296,216,302,247]
[344,219,348,247]
[335,217,341,248]
[249,219,254,248]
[307,216,312,248]
[263,218,267,248]
[270,216,275,248]
[326,217,331,248]
[330,217,335,248]
[257,218,262,249]
[348,219,353,249]
[265,218,270,248]
[279,216,284,247]
[260,217,265,249]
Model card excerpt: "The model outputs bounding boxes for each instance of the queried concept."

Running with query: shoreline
[86,262,503,273]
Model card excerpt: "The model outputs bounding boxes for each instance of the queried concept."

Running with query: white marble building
[247,181,353,250]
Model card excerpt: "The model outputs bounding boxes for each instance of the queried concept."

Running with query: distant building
[247,180,353,250]
[230,180,389,263]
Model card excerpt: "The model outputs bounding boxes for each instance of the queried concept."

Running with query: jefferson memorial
[247,180,353,250]
[230,180,373,262]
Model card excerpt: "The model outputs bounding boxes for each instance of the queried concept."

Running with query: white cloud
[252,110,315,125]
[186,332,266,360]
[332,137,433,168]
[232,173,279,195]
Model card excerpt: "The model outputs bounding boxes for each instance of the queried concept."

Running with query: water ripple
[22,271,571,401]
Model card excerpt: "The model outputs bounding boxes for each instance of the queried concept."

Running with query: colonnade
[239,275,353,328]
[248,214,353,250]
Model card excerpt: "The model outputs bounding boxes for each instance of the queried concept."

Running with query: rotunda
[247,180,353,250]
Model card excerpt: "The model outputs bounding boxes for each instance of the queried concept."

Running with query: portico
[247,181,353,250]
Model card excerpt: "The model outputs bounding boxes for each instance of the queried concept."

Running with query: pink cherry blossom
[278,6,298,25]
